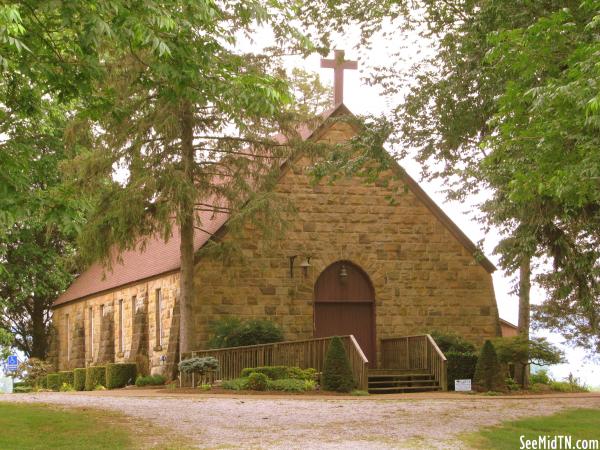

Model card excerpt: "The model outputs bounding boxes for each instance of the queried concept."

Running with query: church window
[131,295,136,327]
[66,314,70,362]
[155,289,163,346]
[118,299,124,354]
[88,307,94,358]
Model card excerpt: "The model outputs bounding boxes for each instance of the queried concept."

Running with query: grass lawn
[0,402,191,450]
[463,408,600,450]
[0,402,133,449]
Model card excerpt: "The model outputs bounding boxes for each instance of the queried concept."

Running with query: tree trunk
[516,256,531,388]
[179,101,195,355]
[31,297,48,359]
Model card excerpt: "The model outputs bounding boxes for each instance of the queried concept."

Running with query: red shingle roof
[54,207,228,306]
[53,107,342,307]
[53,104,496,308]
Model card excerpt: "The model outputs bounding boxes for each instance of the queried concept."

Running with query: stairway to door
[367,369,442,393]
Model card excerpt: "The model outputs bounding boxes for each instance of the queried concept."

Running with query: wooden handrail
[349,335,368,363]
[425,334,447,361]
[381,334,448,391]
[180,335,345,358]
[181,335,369,391]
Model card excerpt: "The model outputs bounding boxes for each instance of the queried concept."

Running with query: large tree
[61,1,330,354]
[302,0,600,354]
[0,68,83,358]
[2,1,351,358]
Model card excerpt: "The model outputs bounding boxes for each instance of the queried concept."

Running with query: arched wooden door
[314,261,376,363]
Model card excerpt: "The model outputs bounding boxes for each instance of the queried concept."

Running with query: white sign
[455,379,472,392]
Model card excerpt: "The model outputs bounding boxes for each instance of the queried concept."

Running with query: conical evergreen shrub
[322,336,355,392]
[474,340,505,392]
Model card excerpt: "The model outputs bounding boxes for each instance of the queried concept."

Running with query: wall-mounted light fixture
[339,263,348,284]
[300,257,311,278]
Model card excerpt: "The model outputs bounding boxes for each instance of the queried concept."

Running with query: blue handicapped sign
[7,355,18,371]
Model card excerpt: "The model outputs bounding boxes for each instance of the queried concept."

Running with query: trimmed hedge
[73,368,87,391]
[246,372,269,391]
[221,377,316,392]
[268,378,316,392]
[106,363,137,389]
[85,366,106,391]
[446,351,478,390]
[240,366,316,381]
[474,340,505,392]
[47,373,61,391]
[221,377,249,390]
[58,371,74,386]
[38,376,47,389]
[135,374,166,387]
[322,336,355,392]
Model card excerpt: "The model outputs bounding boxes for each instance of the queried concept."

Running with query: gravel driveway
[2,392,599,449]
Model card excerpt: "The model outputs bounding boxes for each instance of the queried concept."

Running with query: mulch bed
[154,386,353,396]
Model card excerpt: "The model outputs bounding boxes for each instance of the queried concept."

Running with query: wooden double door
[314,261,376,363]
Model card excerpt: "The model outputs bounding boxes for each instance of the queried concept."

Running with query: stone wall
[192,120,501,365]
[52,272,179,374]
[53,117,502,372]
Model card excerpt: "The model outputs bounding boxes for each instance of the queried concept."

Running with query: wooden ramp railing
[181,335,369,390]
[381,334,447,391]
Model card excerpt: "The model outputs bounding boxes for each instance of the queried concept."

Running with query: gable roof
[499,318,518,329]
[54,104,494,308]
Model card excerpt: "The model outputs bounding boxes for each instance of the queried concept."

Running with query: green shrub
[446,351,479,390]
[530,369,551,385]
[550,374,589,393]
[247,372,269,391]
[221,377,249,390]
[106,363,137,389]
[134,374,166,387]
[85,366,106,391]
[322,336,355,393]
[46,373,61,391]
[13,385,33,393]
[430,331,476,353]
[506,377,520,391]
[58,371,74,386]
[178,357,219,385]
[473,340,505,392]
[208,317,284,348]
[530,382,552,393]
[267,378,316,392]
[94,385,106,391]
[240,366,316,381]
[73,368,86,391]
[350,389,369,396]
[59,383,75,392]
[38,376,47,389]
[12,358,52,387]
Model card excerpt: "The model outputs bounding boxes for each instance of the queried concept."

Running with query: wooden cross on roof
[320,49,358,106]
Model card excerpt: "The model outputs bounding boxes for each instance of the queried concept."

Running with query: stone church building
[50,99,511,376]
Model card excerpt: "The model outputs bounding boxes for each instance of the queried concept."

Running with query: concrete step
[368,372,432,379]
[368,385,442,393]
[368,379,438,386]
[369,368,429,375]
